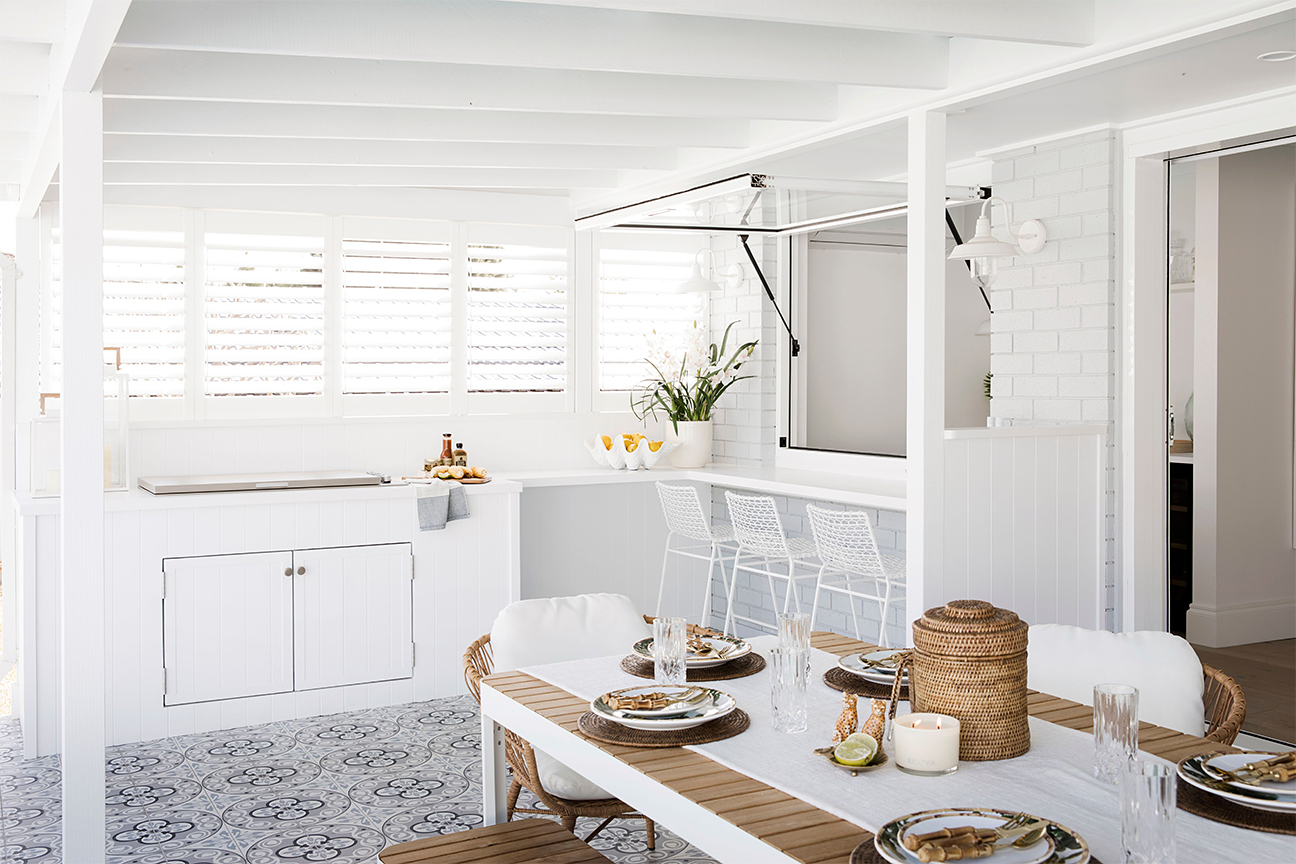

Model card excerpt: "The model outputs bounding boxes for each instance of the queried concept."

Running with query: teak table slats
[481,633,1238,864]
[379,817,614,863]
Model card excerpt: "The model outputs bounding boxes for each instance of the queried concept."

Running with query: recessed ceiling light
[1257,50,1296,62]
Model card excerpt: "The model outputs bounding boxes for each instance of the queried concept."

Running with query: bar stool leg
[724,547,744,636]
[654,532,674,617]
[878,578,894,649]
[699,543,718,629]
[809,563,827,633]
[783,557,801,614]
[847,583,863,642]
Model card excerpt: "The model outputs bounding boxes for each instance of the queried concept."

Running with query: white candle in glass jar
[892,712,960,776]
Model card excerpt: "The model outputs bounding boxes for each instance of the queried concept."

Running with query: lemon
[601,435,613,450]
[648,441,663,452]
[833,732,878,766]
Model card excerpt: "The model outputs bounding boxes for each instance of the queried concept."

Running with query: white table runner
[522,636,1293,864]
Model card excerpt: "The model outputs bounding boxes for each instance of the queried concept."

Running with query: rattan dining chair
[463,633,655,848]
[1203,664,1247,745]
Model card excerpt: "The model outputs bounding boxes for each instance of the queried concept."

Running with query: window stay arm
[738,233,800,358]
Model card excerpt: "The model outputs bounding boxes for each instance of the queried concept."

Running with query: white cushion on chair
[489,593,653,802]
[490,593,652,673]
[531,748,614,801]
[1027,624,1205,736]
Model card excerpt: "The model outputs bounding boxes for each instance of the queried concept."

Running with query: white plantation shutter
[467,241,567,393]
[599,245,705,391]
[204,232,325,397]
[48,228,187,398]
[342,238,452,394]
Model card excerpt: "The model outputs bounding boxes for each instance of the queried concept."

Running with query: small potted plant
[631,321,757,468]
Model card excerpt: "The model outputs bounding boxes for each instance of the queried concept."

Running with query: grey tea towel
[415,480,470,531]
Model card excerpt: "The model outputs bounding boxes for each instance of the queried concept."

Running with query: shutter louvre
[467,242,567,393]
[599,247,705,392]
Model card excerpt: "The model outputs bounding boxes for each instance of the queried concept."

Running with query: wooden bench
[378,818,614,864]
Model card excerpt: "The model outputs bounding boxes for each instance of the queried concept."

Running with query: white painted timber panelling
[942,428,1105,629]
[163,551,295,706]
[21,485,519,755]
[293,543,413,692]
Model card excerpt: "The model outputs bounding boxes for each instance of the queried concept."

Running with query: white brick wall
[707,234,778,467]
[988,129,1118,628]
[705,487,907,646]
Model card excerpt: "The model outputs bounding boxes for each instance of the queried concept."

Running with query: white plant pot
[669,420,713,468]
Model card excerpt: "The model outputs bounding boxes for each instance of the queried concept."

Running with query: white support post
[38,208,54,396]
[450,221,469,414]
[572,230,593,413]
[325,216,344,417]
[183,209,205,421]
[59,87,107,864]
[905,110,947,641]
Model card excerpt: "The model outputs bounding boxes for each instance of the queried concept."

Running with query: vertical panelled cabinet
[162,542,414,706]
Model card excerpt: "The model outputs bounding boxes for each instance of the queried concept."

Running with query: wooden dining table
[478,632,1241,864]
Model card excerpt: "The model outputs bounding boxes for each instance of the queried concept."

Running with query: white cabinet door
[163,551,295,706]
[292,543,413,692]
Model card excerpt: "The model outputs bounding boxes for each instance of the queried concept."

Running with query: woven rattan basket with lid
[909,599,1029,761]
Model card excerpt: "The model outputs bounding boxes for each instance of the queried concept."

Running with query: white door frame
[1118,87,1296,632]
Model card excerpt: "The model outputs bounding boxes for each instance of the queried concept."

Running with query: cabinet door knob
[284,567,292,577]
[297,566,306,575]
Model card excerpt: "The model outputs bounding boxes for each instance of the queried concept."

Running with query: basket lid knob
[943,599,996,620]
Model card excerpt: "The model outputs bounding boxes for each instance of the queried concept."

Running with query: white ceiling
[1,0,1293,221]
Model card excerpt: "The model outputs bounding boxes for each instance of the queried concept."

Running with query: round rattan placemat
[847,838,1107,864]
[577,709,750,748]
[620,652,766,682]
[1176,774,1295,835]
[824,667,909,701]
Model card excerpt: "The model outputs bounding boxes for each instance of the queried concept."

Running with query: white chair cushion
[532,748,613,801]
[490,593,652,673]
[489,593,652,802]
[1027,624,1205,736]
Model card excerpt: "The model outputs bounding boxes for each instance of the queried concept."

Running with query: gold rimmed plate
[632,634,751,669]
[875,808,1088,864]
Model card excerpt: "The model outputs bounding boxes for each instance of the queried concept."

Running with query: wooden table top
[482,632,1236,864]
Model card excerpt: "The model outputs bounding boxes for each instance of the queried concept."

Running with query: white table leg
[481,712,509,825]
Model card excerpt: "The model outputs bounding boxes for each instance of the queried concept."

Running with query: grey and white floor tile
[0,699,718,863]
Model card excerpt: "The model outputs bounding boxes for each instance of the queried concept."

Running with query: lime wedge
[833,733,878,766]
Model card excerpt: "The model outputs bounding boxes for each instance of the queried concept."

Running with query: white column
[905,110,947,640]
[59,88,107,864]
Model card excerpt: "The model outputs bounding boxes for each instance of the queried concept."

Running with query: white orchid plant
[631,321,758,432]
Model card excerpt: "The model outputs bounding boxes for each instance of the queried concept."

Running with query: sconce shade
[949,216,1018,260]
[675,259,721,293]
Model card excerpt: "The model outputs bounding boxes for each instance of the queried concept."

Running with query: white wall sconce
[675,249,744,293]
[947,196,1047,289]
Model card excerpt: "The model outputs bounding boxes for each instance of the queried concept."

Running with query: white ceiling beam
[499,0,1096,46]
[104,99,750,148]
[104,134,678,171]
[103,47,839,121]
[93,184,576,226]
[0,1,65,42]
[18,0,133,219]
[0,42,51,95]
[114,0,947,88]
[102,162,619,189]
[0,96,37,131]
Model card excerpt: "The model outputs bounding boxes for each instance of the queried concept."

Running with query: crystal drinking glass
[770,647,808,734]
[777,612,810,654]
[1094,683,1139,784]
[652,617,687,687]
[1120,760,1177,864]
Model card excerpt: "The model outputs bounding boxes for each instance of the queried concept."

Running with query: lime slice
[833,733,878,766]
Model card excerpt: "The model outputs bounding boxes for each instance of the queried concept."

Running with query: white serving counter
[500,465,907,511]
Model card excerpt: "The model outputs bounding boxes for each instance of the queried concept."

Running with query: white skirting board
[1186,599,1296,647]
[17,485,520,757]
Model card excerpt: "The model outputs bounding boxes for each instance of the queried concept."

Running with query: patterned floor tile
[0,695,718,864]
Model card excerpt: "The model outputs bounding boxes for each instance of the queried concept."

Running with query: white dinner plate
[1203,753,1296,799]
[591,685,712,719]
[837,649,909,685]
[874,809,1088,864]
[1179,754,1296,813]
[632,634,751,669]
[590,688,736,731]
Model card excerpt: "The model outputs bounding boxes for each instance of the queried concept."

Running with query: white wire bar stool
[722,491,820,635]
[654,482,739,632]
[805,503,908,647]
